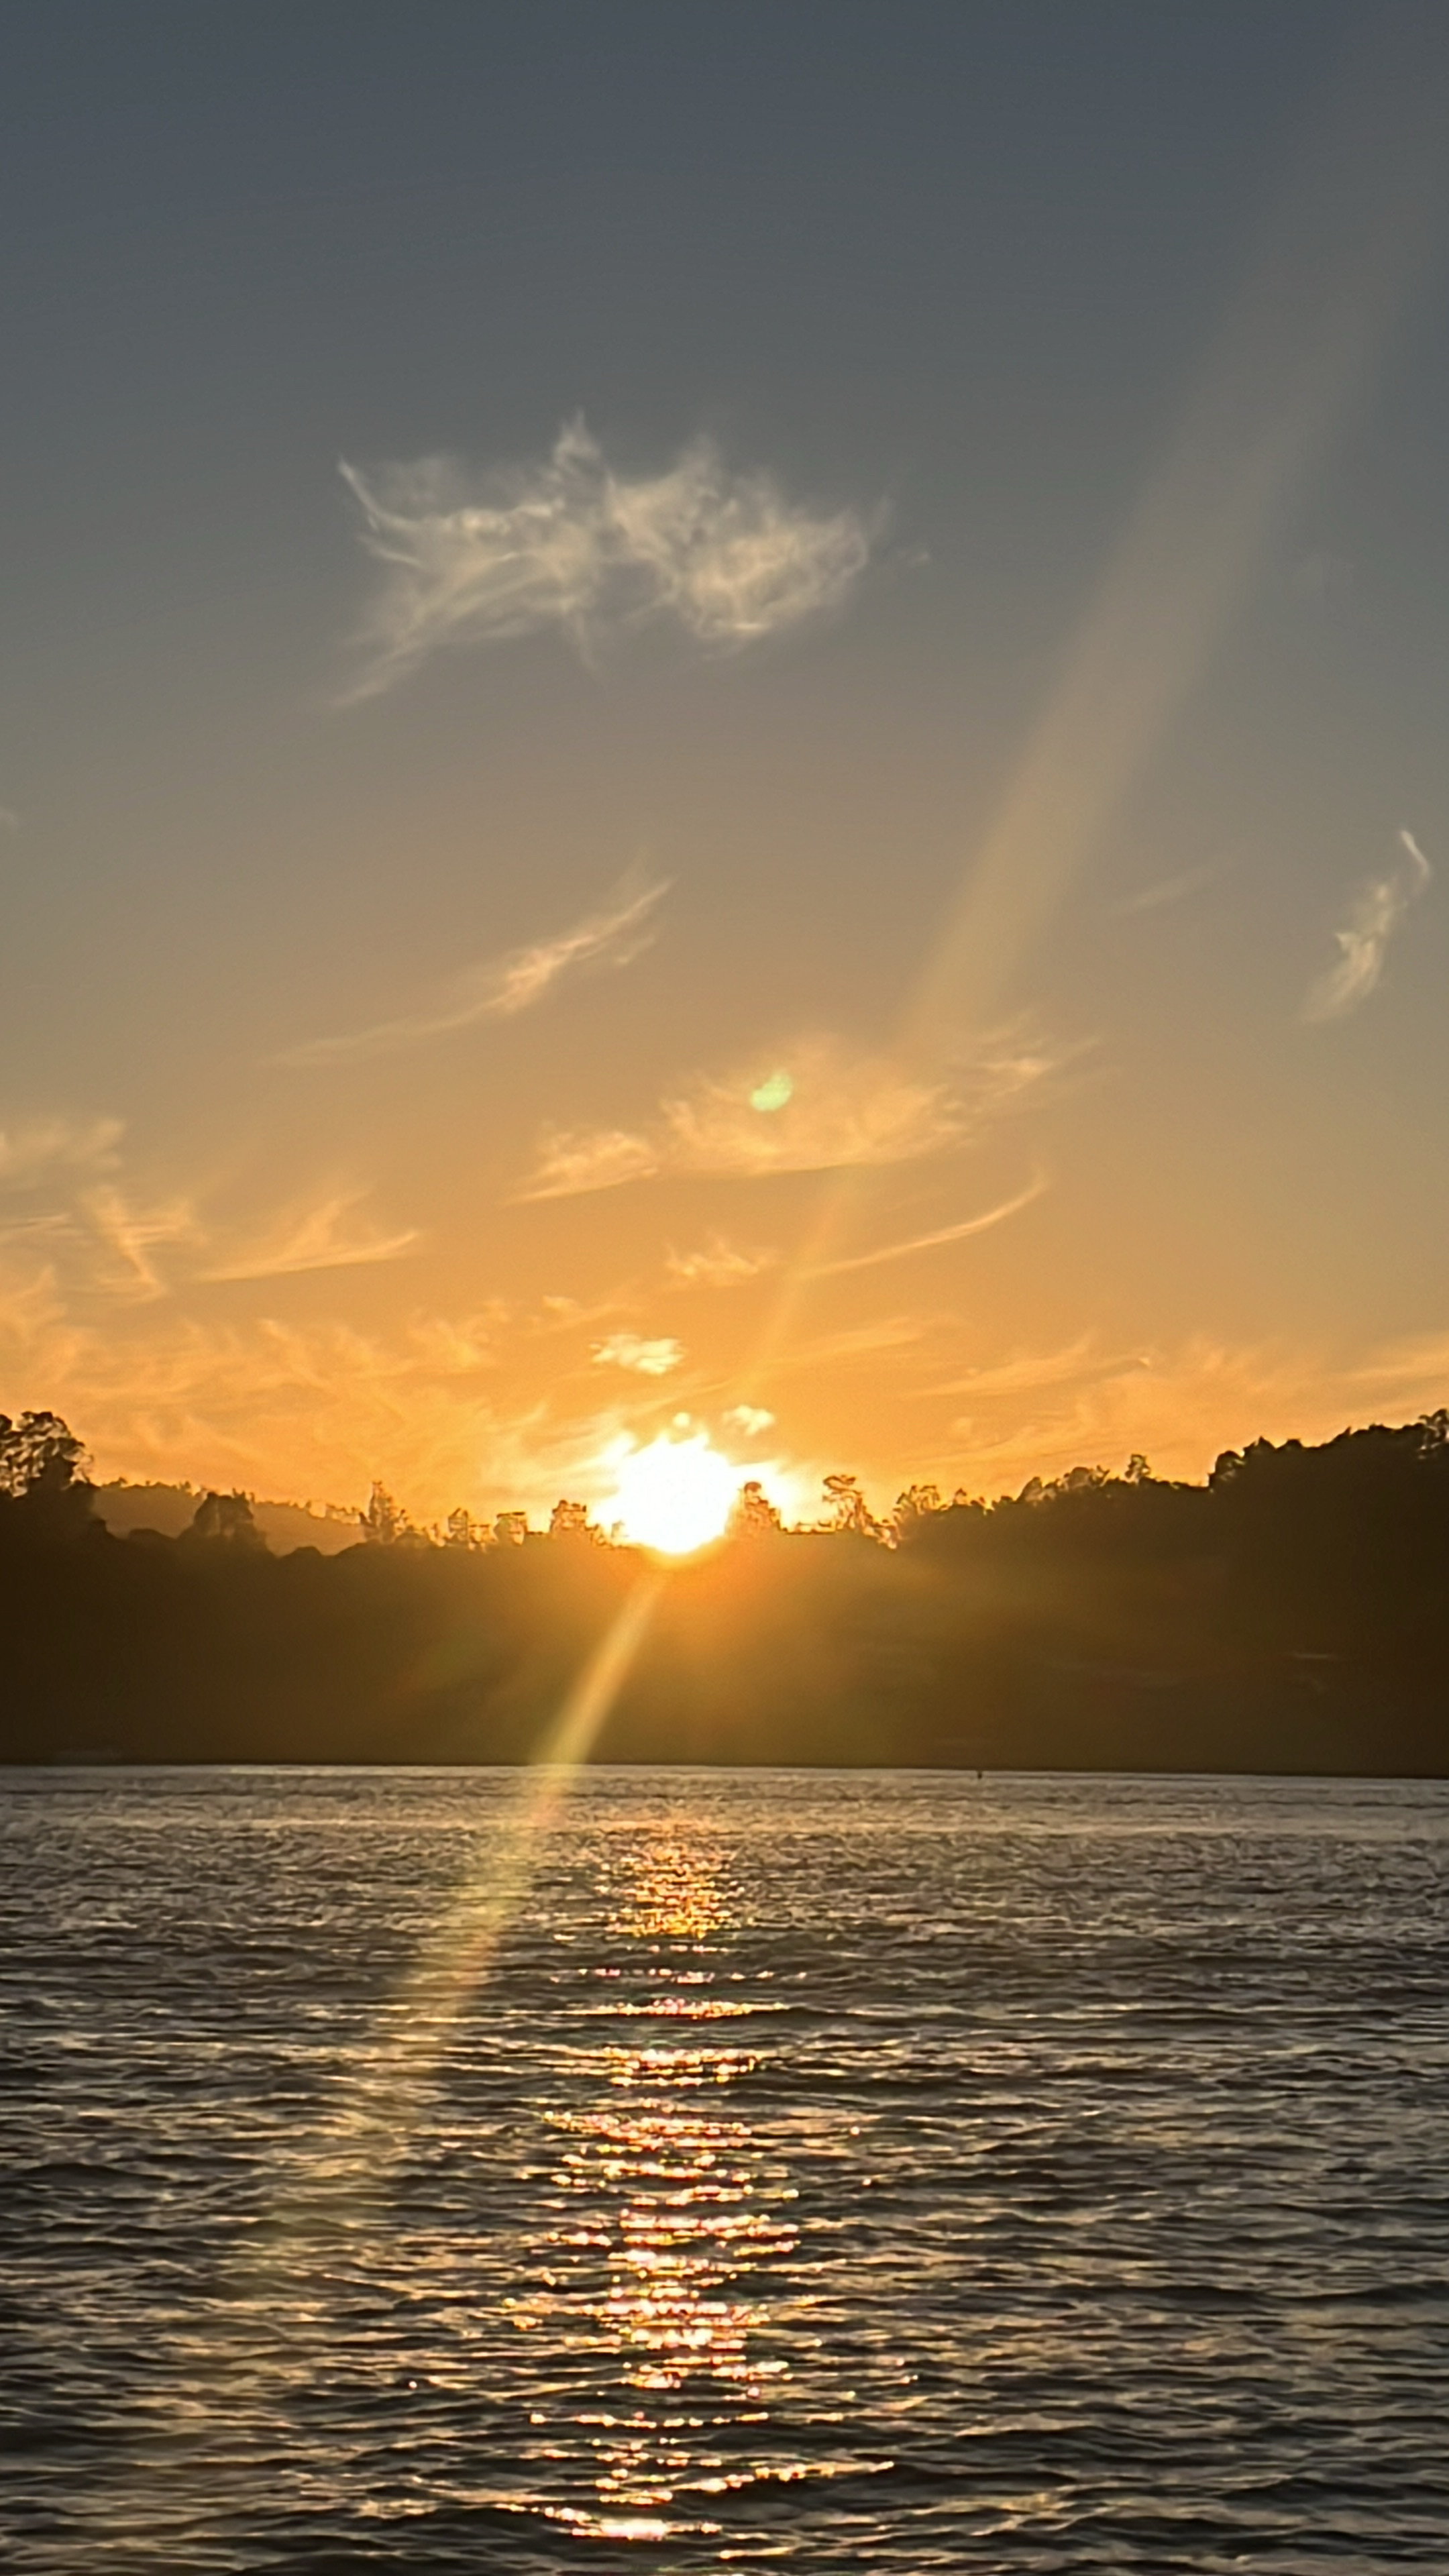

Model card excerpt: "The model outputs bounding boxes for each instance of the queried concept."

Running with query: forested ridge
[4,1409,1449,1772]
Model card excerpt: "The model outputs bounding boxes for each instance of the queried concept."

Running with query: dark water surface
[3,1767,1447,2572]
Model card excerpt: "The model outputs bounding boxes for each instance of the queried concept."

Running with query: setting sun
[603,1430,743,1556]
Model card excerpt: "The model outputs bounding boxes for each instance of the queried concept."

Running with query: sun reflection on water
[511,1829,801,2539]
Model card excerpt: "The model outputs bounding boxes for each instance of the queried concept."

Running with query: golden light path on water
[508,1831,802,2544]
[154,1563,777,2550]
[93,1574,676,2554]
[191,1624,824,2551]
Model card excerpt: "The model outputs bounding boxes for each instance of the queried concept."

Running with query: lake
[3,1766,1447,2570]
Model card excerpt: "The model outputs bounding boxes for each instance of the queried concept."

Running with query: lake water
[2,1766,1447,2572]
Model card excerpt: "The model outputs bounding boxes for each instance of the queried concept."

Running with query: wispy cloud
[934,1332,1104,1400]
[777,1313,930,1372]
[804,1177,1047,1279]
[517,1029,1061,1201]
[83,1189,203,1302]
[1111,860,1224,917]
[337,421,875,700]
[277,874,669,1068]
[522,1127,661,1201]
[665,1233,778,1289]
[942,1334,1385,1491]
[201,1192,419,1283]
[0,1264,642,1521]
[591,1332,684,1378]
[1303,829,1431,1022]
[0,1116,123,1188]
[0,806,20,834]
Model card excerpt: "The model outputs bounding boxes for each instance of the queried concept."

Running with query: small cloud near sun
[725,1403,775,1437]
[665,1233,777,1289]
[591,1332,684,1377]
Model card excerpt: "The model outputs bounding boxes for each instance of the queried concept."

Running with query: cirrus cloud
[200,1192,421,1284]
[337,421,877,700]
[276,874,669,1069]
[665,1232,778,1289]
[1302,828,1432,1023]
[516,1028,1063,1201]
[0,1116,124,1189]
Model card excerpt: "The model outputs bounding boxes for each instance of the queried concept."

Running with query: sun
[603,1429,743,1556]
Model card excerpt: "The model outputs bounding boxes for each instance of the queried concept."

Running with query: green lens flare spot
[749,1070,793,1114]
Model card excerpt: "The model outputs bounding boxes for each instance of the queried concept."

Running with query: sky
[5,0,1449,1525]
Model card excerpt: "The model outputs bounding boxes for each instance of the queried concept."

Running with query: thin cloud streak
[803,1175,1047,1279]
[201,1193,420,1283]
[769,1314,930,1374]
[665,1234,777,1289]
[1111,861,1224,917]
[337,421,875,701]
[1302,828,1431,1022]
[943,1332,1418,1491]
[84,1189,203,1303]
[0,1116,124,1187]
[934,1332,1106,1400]
[277,875,669,1068]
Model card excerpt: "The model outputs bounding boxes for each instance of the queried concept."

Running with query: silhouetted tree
[188,1490,266,1549]
[360,1482,406,1545]
[5,1404,1449,1776]
[821,1472,883,1538]
[549,1499,598,1542]
[0,1409,94,1536]
[0,1409,90,1499]
[729,1479,783,1539]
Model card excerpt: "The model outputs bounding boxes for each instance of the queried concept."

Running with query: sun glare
[604,1430,743,1556]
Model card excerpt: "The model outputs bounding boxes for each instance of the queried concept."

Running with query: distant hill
[95,1482,361,1556]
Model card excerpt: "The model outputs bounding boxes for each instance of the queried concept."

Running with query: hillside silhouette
[3,1407,1448,1772]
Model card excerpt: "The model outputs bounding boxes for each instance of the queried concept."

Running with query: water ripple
[1,1766,1447,2569]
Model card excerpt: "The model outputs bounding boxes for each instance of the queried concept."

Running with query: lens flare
[605,1431,743,1555]
[749,1069,793,1112]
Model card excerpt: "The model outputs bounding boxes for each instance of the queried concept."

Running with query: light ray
[733,19,1448,1454]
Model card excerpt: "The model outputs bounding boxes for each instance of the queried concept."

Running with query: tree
[549,1498,599,1542]
[729,1479,783,1539]
[492,1509,529,1548]
[0,1410,94,1535]
[0,1410,90,1500]
[360,1483,407,1545]
[188,1490,266,1549]
[821,1472,883,1539]
[894,1482,943,1533]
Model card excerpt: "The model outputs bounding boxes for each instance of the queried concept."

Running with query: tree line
[3,1407,1448,1773]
